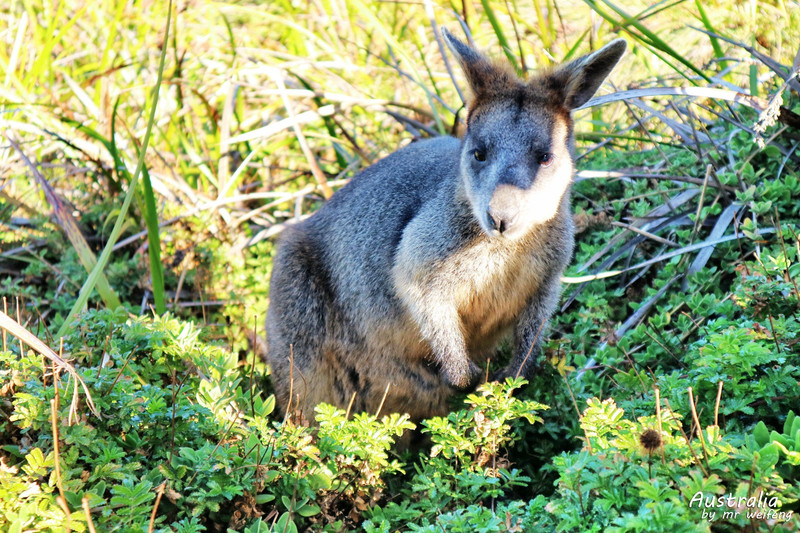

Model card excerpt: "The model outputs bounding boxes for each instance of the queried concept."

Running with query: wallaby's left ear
[552,39,627,110]
[441,27,515,99]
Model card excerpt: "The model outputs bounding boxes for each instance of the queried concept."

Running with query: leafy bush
[364,379,545,531]
[538,399,799,532]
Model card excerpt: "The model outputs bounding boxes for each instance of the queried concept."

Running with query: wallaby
[266,29,626,422]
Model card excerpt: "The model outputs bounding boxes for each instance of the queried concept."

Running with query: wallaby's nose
[486,209,507,234]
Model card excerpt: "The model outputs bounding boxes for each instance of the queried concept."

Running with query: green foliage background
[1,0,800,531]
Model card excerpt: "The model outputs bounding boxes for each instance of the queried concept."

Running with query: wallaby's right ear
[550,39,627,110]
[442,28,515,99]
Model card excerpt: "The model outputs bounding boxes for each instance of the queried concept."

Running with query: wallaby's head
[443,29,626,240]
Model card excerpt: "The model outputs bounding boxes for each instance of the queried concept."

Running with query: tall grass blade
[565,227,777,284]
[140,164,166,315]
[576,188,701,273]
[479,0,520,72]
[4,10,27,89]
[6,136,122,311]
[56,0,174,339]
[62,116,122,190]
[579,86,776,114]
[694,0,724,63]
[26,2,90,87]
[691,26,800,92]
[687,203,741,277]
[349,0,445,133]
[583,0,713,84]
[563,29,591,61]
[0,311,98,417]
[532,0,551,51]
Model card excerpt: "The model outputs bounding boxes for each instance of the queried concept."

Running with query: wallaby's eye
[538,152,554,167]
[474,149,486,162]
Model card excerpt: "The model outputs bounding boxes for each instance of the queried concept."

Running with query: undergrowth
[2,0,800,531]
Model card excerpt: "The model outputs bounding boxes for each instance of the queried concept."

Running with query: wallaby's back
[266,30,626,422]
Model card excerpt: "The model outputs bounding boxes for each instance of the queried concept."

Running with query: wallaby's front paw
[490,363,531,384]
[489,367,515,384]
[441,358,482,392]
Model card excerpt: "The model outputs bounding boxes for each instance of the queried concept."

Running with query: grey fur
[266,31,626,422]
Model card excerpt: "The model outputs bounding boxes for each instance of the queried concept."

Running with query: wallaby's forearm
[495,267,563,381]
[392,244,478,389]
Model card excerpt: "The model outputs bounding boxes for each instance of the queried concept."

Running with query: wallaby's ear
[551,39,627,110]
[442,28,515,99]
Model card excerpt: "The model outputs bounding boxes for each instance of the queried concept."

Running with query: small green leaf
[275,513,298,533]
[281,495,293,511]
[64,491,83,509]
[259,395,275,417]
[308,471,333,491]
[770,430,791,449]
[297,503,321,517]
[786,411,798,436]
[255,494,275,504]
[753,421,770,447]
[757,443,780,470]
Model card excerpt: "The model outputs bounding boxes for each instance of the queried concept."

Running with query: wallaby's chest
[447,241,545,342]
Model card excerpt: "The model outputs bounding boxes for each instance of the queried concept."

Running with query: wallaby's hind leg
[266,227,340,422]
[366,359,454,421]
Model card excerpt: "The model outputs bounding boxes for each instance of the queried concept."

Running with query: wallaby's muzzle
[485,208,508,234]
[487,186,522,237]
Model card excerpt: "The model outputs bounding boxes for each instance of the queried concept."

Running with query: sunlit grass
[1,0,798,338]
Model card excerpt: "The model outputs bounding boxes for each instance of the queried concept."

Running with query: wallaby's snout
[485,206,508,234]
[486,185,523,236]
[482,161,529,236]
